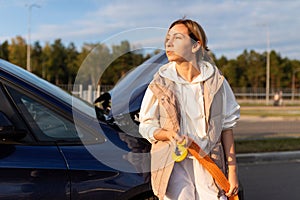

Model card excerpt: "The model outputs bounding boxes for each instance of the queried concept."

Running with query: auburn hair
[168,19,208,51]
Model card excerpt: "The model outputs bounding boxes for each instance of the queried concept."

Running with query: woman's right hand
[168,131,188,145]
[154,129,184,143]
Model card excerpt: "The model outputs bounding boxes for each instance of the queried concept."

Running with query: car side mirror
[94,92,111,121]
[0,112,26,140]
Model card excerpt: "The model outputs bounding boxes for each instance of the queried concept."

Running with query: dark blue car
[0,52,168,199]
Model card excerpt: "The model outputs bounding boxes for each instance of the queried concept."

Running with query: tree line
[212,50,300,92]
[1,36,300,91]
[0,36,151,86]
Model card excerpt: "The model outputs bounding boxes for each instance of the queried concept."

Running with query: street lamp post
[265,25,270,106]
[26,3,40,72]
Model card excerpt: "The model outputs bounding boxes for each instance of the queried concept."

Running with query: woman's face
[165,24,194,63]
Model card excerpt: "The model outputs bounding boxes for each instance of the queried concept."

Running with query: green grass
[235,138,300,153]
[240,106,300,118]
[233,105,300,153]
[240,110,300,117]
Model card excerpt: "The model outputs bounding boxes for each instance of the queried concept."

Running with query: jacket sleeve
[139,88,160,142]
[222,79,240,130]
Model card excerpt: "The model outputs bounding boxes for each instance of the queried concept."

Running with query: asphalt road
[234,112,300,200]
[238,160,300,200]
[234,116,300,139]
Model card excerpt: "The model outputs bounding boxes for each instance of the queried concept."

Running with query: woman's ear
[192,41,201,53]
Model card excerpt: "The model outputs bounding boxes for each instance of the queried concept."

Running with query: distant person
[273,92,282,106]
[139,18,240,199]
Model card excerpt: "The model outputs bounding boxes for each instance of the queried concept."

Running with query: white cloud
[2,0,299,59]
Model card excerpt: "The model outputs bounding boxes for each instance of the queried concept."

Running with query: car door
[0,83,70,199]
[0,76,144,199]
[58,122,147,200]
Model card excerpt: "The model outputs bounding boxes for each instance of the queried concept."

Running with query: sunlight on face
[165,24,194,63]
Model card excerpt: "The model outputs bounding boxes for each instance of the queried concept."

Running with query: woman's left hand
[225,166,239,197]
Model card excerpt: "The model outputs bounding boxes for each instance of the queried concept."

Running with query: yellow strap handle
[188,141,239,200]
[172,140,188,162]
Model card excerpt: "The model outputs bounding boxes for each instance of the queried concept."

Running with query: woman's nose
[166,39,173,47]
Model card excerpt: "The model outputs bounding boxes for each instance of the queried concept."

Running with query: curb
[236,150,300,163]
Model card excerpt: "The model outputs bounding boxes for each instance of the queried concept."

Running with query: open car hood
[109,52,168,117]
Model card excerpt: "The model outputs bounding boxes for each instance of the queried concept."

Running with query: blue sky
[1,0,300,59]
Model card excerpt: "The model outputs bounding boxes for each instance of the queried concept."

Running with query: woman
[139,19,240,200]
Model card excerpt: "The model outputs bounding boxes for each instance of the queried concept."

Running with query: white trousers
[164,158,227,200]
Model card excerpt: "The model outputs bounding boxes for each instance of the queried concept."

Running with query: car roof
[0,59,95,118]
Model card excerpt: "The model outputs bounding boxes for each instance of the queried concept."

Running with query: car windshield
[0,59,95,118]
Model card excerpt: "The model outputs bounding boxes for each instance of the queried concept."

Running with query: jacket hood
[158,61,215,84]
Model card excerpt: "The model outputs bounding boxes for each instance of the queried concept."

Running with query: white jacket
[139,60,240,199]
[139,61,240,152]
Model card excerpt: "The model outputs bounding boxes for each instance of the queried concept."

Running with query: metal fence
[232,87,300,105]
[232,87,295,99]
[58,84,113,104]
[58,84,300,105]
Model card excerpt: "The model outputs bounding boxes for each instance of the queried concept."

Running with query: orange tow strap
[187,141,239,200]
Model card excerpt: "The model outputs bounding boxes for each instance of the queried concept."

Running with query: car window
[20,96,78,139]
[5,85,100,143]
